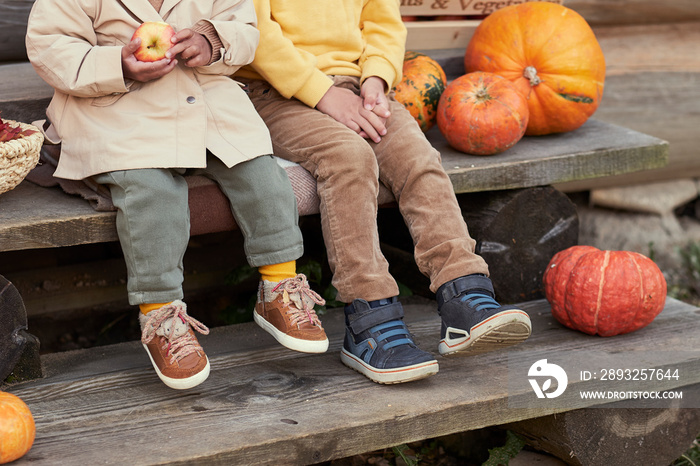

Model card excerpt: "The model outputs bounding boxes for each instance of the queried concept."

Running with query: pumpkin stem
[523,66,541,86]
[475,88,491,101]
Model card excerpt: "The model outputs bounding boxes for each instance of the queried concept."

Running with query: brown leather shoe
[254,274,329,353]
[139,300,210,389]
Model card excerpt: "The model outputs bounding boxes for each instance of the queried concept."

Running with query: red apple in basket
[131,21,176,62]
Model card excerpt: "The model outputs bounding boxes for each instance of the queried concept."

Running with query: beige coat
[25,0,272,180]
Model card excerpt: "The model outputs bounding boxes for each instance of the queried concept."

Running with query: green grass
[668,241,700,306]
[672,433,700,466]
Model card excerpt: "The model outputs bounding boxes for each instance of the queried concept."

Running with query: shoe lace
[460,292,501,311]
[141,301,210,364]
[272,274,326,328]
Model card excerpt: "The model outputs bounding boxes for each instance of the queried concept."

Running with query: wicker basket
[0,119,44,195]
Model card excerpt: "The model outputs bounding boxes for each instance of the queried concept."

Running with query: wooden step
[4,297,699,465]
[0,118,668,253]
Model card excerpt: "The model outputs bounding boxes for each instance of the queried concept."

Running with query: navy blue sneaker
[436,274,531,356]
[341,297,439,384]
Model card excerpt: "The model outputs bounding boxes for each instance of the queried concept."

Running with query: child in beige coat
[26,0,328,390]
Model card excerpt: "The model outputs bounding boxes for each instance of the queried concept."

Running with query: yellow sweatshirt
[236,0,407,108]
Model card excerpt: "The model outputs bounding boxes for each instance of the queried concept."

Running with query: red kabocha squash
[464,2,606,136]
[0,392,35,464]
[436,71,529,155]
[393,51,447,132]
[543,245,667,337]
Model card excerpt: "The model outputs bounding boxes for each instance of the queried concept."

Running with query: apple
[131,21,176,62]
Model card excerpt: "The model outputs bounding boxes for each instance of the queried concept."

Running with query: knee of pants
[104,169,190,231]
[318,142,379,185]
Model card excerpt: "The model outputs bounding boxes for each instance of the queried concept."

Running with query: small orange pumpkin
[436,71,529,155]
[393,51,447,132]
[464,3,606,136]
[0,392,35,464]
[543,245,667,337]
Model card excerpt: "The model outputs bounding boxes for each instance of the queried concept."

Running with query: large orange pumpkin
[0,392,35,464]
[436,71,529,155]
[543,245,667,337]
[393,51,447,132]
[464,3,606,136]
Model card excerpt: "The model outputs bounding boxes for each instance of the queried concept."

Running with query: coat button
[186,96,196,104]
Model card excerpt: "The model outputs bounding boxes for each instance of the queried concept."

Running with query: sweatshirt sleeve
[247,0,334,108]
[359,0,407,90]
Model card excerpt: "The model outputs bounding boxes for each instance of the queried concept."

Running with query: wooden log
[459,187,578,303]
[0,274,41,382]
[0,274,28,380]
[4,329,42,383]
[378,187,579,304]
[506,404,700,466]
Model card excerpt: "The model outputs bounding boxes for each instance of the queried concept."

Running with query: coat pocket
[90,92,125,107]
[90,82,141,107]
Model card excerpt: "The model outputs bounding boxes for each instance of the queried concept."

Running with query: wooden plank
[434,118,668,193]
[0,62,52,122]
[5,297,700,465]
[0,62,50,104]
[555,72,700,192]
[565,0,700,25]
[4,0,700,64]
[553,22,700,191]
[417,22,700,192]
[0,119,668,252]
[0,182,118,251]
[0,0,33,63]
[405,20,478,50]
[411,20,700,72]
[3,236,248,317]
[594,22,700,76]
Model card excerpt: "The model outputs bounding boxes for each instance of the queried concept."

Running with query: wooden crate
[400,0,563,17]
[401,0,563,50]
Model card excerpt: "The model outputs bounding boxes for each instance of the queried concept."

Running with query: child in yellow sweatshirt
[235,0,532,384]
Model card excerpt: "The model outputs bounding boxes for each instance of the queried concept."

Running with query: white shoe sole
[254,311,329,353]
[143,343,211,390]
[340,349,439,384]
[439,309,532,356]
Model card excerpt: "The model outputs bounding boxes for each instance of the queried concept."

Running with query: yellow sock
[139,302,169,315]
[258,260,296,283]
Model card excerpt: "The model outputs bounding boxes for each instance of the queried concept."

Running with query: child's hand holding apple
[131,21,212,67]
[122,22,177,82]
[164,28,213,67]
[121,22,213,83]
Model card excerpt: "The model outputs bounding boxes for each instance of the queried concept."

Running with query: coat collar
[118,0,182,24]
[158,0,182,19]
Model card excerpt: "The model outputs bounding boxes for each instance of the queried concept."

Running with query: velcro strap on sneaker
[347,301,405,335]
[437,274,494,308]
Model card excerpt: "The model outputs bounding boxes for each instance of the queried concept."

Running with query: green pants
[93,153,303,305]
